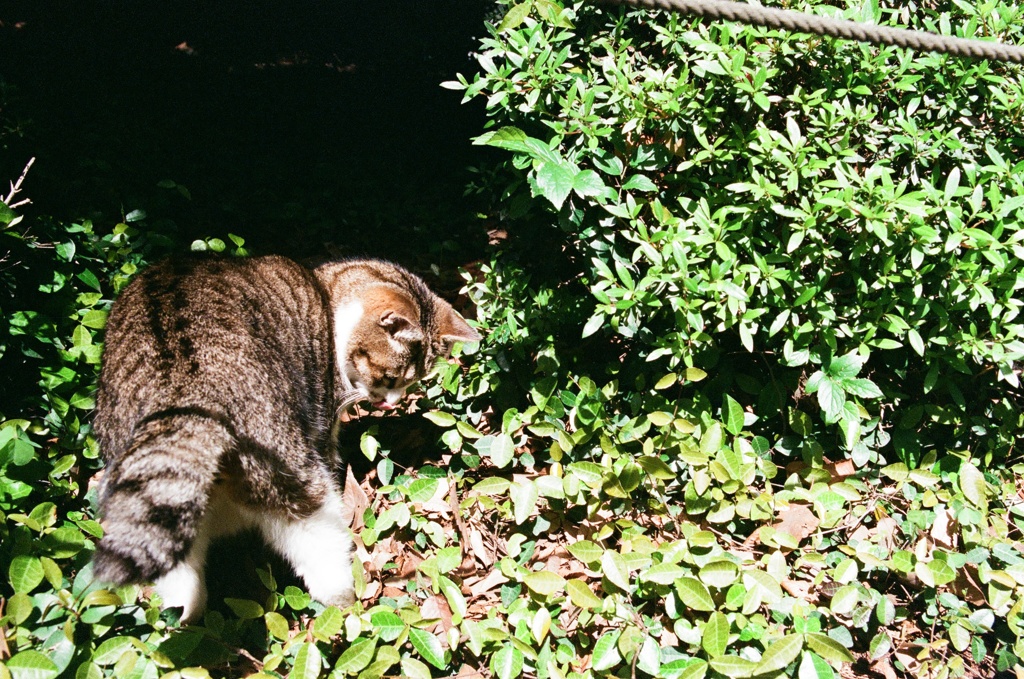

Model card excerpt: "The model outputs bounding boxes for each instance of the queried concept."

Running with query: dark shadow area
[0,0,495,265]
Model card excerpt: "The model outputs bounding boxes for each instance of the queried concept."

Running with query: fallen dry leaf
[773,503,820,545]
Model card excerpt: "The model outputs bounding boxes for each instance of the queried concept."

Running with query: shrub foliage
[2,1,1024,679]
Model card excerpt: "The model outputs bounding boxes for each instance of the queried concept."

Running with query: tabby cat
[93,255,479,621]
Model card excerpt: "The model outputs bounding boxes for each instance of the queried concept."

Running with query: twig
[4,157,34,208]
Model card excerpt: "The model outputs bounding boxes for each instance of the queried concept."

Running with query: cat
[92,255,480,622]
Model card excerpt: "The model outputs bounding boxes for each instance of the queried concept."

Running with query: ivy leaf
[601,550,631,592]
[486,433,516,469]
[335,638,376,674]
[707,655,757,677]
[592,630,622,671]
[702,612,730,657]
[223,598,264,620]
[675,577,715,611]
[524,571,566,597]
[422,411,457,427]
[958,462,988,508]
[566,579,603,609]
[723,394,744,436]
[409,628,448,670]
[408,478,439,503]
[755,634,803,674]
[491,644,524,679]
[803,633,854,663]
[291,642,323,679]
[510,479,539,525]
[798,651,836,679]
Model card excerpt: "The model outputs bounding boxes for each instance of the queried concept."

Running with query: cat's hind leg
[258,486,356,609]
[155,486,248,623]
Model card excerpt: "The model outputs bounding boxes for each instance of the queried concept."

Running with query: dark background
[0,0,496,267]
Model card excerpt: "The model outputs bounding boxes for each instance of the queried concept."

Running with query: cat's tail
[92,411,232,584]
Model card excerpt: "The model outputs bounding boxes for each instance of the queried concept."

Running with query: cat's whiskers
[336,389,364,415]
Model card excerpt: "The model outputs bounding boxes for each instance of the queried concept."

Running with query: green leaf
[622,174,658,192]
[498,2,531,32]
[841,378,883,399]
[637,635,661,676]
[223,598,264,619]
[655,373,677,390]
[9,555,44,593]
[314,606,344,640]
[422,411,457,427]
[582,313,605,337]
[702,612,730,657]
[707,656,756,678]
[816,377,845,423]
[685,368,708,382]
[6,650,59,679]
[723,394,744,436]
[524,570,566,597]
[756,634,803,674]
[601,550,631,592]
[292,642,323,679]
[566,579,603,609]
[472,476,511,495]
[959,462,988,508]
[675,577,715,611]
[803,633,854,663]
[573,170,607,197]
[798,651,836,679]
[535,161,575,209]
[510,479,538,525]
[370,611,406,642]
[408,478,439,503]
[490,645,524,679]
[642,562,687,585]
[638,455,676,480]
[336,638,376,674]
[409,629,447,670]
[592,630,622,671]
[487,433,515,469]
[907,328,925,356]
[264,611,290,640]
[399,657,432,679]
[92,638,135,666]
[567,540,603,564]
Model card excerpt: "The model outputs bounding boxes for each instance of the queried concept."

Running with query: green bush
[442,0,1024,675]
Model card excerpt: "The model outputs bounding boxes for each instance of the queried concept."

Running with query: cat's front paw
[322,588,356,609]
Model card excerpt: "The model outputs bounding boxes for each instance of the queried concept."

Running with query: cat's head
[319,261,480,411]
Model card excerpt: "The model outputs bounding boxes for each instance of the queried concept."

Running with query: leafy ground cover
[4,1,1024,678]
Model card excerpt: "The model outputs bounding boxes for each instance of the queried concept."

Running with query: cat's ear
[438,303,481,344]
[379,309,420,340]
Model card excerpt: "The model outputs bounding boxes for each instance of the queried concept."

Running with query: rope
[599,0,1024,64]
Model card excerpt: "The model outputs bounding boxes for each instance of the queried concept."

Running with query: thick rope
[599,0,1024,63]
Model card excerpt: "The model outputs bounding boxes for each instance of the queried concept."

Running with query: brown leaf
[466,568,508,599]
[929,507,957,549]
[468,528,493,567]
[773,503,820,544]
[342,466,369,531]
[824,459,856,481]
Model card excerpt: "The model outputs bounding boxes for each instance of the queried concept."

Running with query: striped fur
[94,255,479,620]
